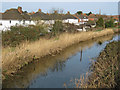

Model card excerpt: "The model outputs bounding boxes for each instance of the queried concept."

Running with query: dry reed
[2,29,114,76]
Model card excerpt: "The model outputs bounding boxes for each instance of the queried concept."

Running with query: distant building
[0,7,35,31]
[31,10,89,26]
[0,7,100,31]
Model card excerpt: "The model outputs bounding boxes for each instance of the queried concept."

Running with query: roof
[62,14,77,19]
[86,21,96,25]
[87,14,97,18]
[1,9,30,20]
[75,14,88,19]
[31,11,50,20]
[0,13,2,20]
[48,13,63,20]
[31,12,77,20]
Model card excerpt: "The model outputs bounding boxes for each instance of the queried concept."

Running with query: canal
[3,34,119,88]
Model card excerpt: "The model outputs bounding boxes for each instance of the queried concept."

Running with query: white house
[0,6,36,31]
[0,20,35,31]
[62,14,88,25]
[0,6,90,31]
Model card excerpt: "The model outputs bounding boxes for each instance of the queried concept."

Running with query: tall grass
[2,29,114,76]
[73,41,120,88]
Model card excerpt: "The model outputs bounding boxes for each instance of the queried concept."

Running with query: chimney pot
[38,9,41,12]
[67,11,70,14]
[54,10,57,14]
[18,6,22,14]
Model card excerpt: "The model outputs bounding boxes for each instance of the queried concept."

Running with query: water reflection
[50,60,66,72]
[80,49,82,62]
[3,34,116,88]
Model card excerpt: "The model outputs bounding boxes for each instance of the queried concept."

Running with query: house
[31,11,89,26]
[62,12,78,24]
[1,6,96,31]
[77,25,86,32]
[30,11,91,32]
[0,6,35,31]
[85,21,96,28]
[113,15,119,24]
[87,14,99,22]
[76,14,88,22]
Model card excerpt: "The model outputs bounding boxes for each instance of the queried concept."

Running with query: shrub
[52,20,63,36]
[2,25,47,47]
[105,19,115,28]
[96,17,104,28]
[77,11,83,15]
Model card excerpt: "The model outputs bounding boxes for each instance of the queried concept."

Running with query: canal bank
[2,33,119,88]
[2,28,119,81]
[74,38,120,88]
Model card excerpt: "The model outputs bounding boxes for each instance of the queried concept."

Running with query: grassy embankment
[2,34,114,88]
[73,41,120,88]
[2,27,118,79]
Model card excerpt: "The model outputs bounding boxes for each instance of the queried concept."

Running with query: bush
[2,25,47,47]
[77,11,83,15]
[52,20,63,36]
[96,17,104,28]
[105,19,115,28]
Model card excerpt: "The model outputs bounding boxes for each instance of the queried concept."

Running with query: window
[9,20,11,24]
[0,23,2,26]
[23,20,25,25]
[29,20,31,23]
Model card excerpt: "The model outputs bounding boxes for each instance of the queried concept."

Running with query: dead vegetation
[2,29,114,78]
[73,41,120,88]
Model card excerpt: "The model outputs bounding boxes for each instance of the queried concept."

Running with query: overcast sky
[1,2,119,15]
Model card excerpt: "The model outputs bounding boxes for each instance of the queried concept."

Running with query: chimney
[54,10,57,14]
[67,11,70,14]
[33,12,35,14]
[18,6,22,14]
[38,9,41,12]
[47,12,49,15]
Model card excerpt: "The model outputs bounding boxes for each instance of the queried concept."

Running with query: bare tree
[49,8,64,14]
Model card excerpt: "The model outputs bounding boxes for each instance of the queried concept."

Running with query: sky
[1,0,120,2]
[1,2,119,15]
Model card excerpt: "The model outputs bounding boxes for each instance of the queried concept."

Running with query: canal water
[3,34,119,88]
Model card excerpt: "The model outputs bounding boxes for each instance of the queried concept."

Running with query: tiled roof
[31,12,77,20]
[62,14,77,19]
[1,9,30,20]
[75,14,88,19]
[31,11,49,20]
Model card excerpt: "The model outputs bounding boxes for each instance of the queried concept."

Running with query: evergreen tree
[96,17,104,27]
[77,11,83,15]
[105,19,114,28]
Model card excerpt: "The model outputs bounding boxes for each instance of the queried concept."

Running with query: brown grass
[73,41,120,88]
[2,29,114,76]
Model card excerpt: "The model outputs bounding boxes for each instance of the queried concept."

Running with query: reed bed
[73,41,120,88]
[2,29,114,77]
